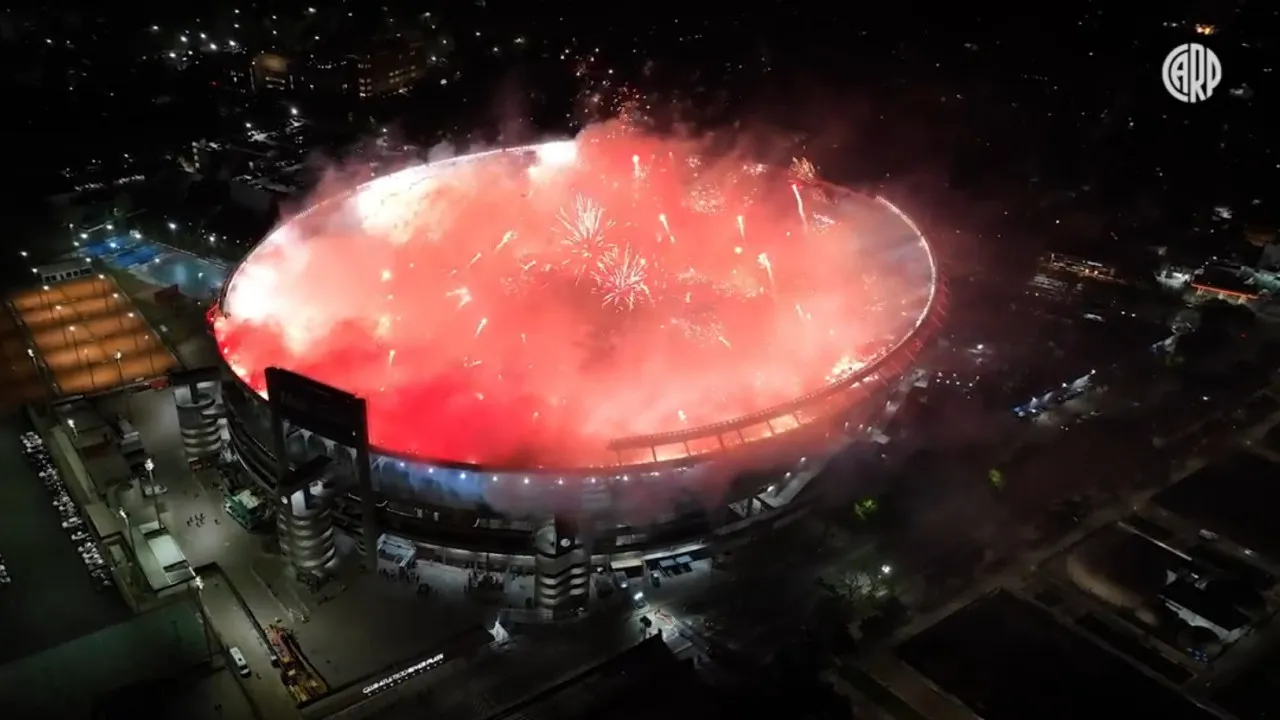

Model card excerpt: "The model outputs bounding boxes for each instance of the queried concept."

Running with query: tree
[828,556,897,622]
[56,202,89,231]
[112,191,133,221]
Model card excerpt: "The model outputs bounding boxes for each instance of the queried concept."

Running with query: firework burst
[790,157,817,184]
[212,128,938,467]
[556,194,614,276]
[592,244,652,310]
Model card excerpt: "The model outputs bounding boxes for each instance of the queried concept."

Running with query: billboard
[264,367,368,447]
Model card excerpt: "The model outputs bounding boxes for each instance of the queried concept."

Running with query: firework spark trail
[791,183,808,230]
[446,287,472,309]
[593,245,652,310]
[756,252,775,292]
[474,317,488,338]
[495,230,516,253]
[632,154,642,180]
[736,214,746,241]
[658,213,676,244]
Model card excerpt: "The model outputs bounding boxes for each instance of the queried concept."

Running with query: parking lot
[0,414,127,664]
[10,275,177,396]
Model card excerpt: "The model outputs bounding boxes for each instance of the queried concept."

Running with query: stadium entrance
[265,368,379,574]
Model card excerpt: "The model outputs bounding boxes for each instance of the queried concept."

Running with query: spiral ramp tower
[278,475,339,576]
[533,516,590,616]
[175,390,226,463]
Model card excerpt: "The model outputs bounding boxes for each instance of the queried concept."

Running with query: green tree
[112,192,133,220]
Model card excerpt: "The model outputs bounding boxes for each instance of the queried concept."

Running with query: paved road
[199,571,299,720]
[102,388,302,716]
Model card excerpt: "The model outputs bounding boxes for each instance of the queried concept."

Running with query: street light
[118,508,133,553]
[54,306,67,345]
[127,313,140,350]
[40,285,50,311]
[67,418,77,439]
[144,457,163,528]
[114,349,125,386]
[189,574,218,661]
[68,326,80,364]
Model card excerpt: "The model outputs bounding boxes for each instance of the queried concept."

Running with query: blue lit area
[77,235,228,299]
[128,252,227,299]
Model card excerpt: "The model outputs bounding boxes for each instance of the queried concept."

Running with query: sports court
[79,234,228,300]
[10,275,177,396]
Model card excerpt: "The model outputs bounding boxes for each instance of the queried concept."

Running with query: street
[100,387,303,715]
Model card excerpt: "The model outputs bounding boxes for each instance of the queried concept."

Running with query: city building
[238,33,429,101]
[1160,580,1251,644]
[1188,266,1263,306]
[1027,250,1172,324]
[249,53,293,92]
[347,34,428,99]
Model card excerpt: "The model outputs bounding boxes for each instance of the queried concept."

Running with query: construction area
[267,624,329,705]
[9,275,178,396]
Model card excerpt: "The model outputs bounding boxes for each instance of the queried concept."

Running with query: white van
[229,646,250,677]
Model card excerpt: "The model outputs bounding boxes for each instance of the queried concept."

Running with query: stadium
[213,129,946,559]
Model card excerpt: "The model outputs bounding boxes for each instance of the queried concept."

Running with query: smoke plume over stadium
[213,120,935,467]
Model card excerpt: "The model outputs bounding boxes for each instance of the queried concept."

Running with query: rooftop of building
[486,636,723,720]
[1154,451,1280,562]
[1191,266,1263,298]
[1159,579,1252,632]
